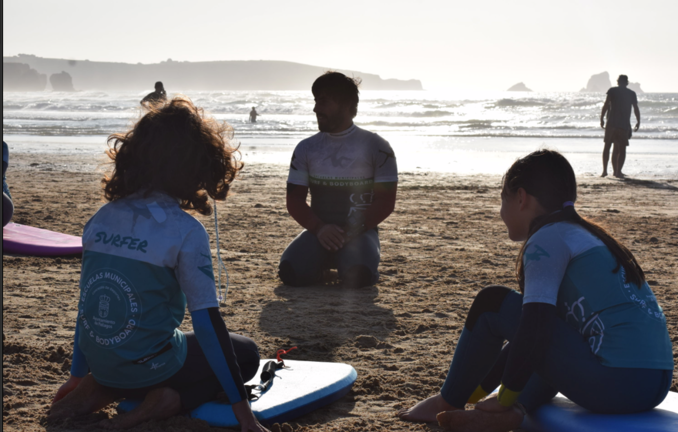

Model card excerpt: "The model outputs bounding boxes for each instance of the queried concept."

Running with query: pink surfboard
[2,222,82,256]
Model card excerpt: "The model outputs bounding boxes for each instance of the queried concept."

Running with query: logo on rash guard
[94,231,148,253]
[525,244,550,262]
[197,253,215,280]
[80,268,141,349]
[564,296,605,354]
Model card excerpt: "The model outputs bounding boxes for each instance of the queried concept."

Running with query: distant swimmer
[140,81,167,106]
[249,107,259,123]
[600,75,640,178]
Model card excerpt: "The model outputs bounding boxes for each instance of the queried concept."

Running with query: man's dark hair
[312,71,361,117]
[155,81,164,90]
[618,75,629,84]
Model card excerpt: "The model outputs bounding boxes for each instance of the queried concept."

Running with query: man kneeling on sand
[278,72,398,288]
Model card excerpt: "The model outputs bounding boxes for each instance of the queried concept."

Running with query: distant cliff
[3,63,47,91]
[3,54,423,91]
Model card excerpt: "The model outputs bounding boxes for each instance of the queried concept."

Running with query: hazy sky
[4,0,677,92]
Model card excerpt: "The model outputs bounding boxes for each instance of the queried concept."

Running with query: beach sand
[3,153,677,432]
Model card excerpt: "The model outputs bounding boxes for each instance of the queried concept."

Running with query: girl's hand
[52,375,82,404]
[232,400,271,432]
[474,393,513,413]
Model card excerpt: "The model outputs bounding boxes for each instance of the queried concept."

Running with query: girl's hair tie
[562,201,574,208]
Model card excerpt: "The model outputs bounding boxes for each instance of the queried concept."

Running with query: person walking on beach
[249,107,259,123]
[141,81,167,106]
[49,97,269,432]
[278,71,398,289]
[600,75,640,178]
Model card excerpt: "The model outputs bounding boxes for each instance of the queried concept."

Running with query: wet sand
[3,153,677,432]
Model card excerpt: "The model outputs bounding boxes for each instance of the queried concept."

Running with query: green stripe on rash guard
[497,384,521,407]
[308,176,375,188]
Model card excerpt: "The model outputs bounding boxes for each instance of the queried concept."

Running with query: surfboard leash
[213,198,229,303]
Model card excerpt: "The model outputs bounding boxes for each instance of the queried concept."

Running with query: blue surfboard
[117,359,357,427]
[522,391,678,432]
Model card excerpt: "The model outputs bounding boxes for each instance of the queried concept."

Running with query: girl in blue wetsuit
[399,150,674,431]
[49,97,270,432]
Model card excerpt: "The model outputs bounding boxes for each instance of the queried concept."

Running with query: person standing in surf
[398,150,672,431]
[278,71,398,289]
[3,141,13,227]
[141,81,168,106]
[49,97,270,432]
[600,74,640,178]
[249,107,259,123]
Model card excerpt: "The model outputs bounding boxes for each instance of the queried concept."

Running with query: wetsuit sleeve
[496,302,556,406]
[191,308,247,403]
[70,322,89,378]
[286,183,324,234]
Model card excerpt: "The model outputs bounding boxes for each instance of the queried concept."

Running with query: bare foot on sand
[436,405,524,432]
[98,387,181,429]
[397,393,459,423]
[601,171,608,177]
[48,374,116,422]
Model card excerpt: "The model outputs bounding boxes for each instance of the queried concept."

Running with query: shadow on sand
[620,177,678,191]
[259,284,396,362]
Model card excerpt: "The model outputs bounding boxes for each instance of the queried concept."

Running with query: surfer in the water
[278,71,398,288]
[140,81,167,106]
[398,150,673,431]
[49,97,270,432]
[3,141,13,226]
[249,107,259,123]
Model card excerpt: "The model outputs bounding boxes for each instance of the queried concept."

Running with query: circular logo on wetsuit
[79,268,141,349]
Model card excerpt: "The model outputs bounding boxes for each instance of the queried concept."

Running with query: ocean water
[3,90,677,178]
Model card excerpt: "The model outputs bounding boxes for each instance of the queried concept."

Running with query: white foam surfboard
[117,359,357,427]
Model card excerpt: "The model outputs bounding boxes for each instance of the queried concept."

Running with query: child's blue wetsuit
[69,191,260,410]
[440,222,674,414]
[3,141,13,227]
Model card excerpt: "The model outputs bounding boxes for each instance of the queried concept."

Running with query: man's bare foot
[614,172,626,178]
[436,405,524,432]
[601,171,608,177]
[99,387,181,429]
[397,393,459,423]
[48,374,116,422]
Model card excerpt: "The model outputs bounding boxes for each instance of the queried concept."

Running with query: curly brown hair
[103,96,243,215]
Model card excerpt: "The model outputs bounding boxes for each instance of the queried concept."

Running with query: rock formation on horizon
[507,82,532,92]
[3,62,47,91]
[580,71,644,93]
[627,81,644,94]
[49,71,75,91]
[3,54,423,91]
[580,71,611,92]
